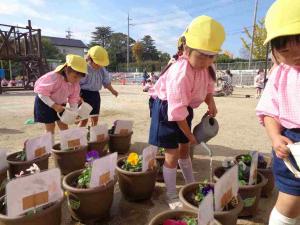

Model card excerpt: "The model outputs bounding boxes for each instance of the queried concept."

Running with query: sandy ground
[0,85,293,225]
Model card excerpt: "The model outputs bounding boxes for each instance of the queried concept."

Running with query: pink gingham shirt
[34,71,80,105]
[256,64,300,128]
[150,56,215,121]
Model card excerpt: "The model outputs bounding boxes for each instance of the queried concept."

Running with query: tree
[132,42,143,64]
[241,19,267,60]
[41,38,64,60]
[90,26,113,49]
[141,35,159,61]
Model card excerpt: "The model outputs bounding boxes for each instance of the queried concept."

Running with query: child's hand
[187,133,198,145]
[52,104,64,113]
[112,90,118,97]
[207,102,218,117]
[271,134,293,159]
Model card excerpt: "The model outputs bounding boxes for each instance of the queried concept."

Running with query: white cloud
[27,0,45,6]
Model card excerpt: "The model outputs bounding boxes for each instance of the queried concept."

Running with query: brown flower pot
[235,154,274,198]
[0,196,63,225]
[63,169,116,224]
[116,157,158,201]
[88,137,109,157]
[0,168,8,197]
[108,132,133,154]
[6,151,50,179]
[51,144,87,175]
[214,167,267,217]
[149,210,222,225]
[179,182,243,225]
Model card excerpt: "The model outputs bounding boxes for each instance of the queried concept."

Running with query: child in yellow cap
[79,45,118,127]
[34,54,87,138]
[148,15,225,207]
[256,0,300,224]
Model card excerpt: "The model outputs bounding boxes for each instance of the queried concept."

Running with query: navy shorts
[80,89,100,115]
[273,128,300,195]
[34,96,62,124]
[148,98,193,149]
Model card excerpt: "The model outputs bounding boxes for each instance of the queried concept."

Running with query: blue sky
[0,0,275,57]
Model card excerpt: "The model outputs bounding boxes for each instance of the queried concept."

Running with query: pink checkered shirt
[34,71,80,105]
[256,64,300,129]
[150,56,215,121]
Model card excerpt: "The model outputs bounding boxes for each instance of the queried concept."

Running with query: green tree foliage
[41,38,64,60]
[90,26,112,49]
[132,42,143,64]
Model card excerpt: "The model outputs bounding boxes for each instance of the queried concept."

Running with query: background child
[148,15,225,206]
[34,54,87,137]
[79,45,118,127]
[256,0,300,224]
[254,68,265,98]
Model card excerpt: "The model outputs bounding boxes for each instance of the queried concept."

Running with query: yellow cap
[264,0,300,45]
[184,15,225,53]
[54,54,87,74]
[88,45,110,66]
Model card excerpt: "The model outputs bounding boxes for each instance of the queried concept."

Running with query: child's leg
[79,119,89,127]
[269,192,300,225]
[90,116,98,127]
[178,143,195,184]
[56,121,68,130]
[163,148,179,199]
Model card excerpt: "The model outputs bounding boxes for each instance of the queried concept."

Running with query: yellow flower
[127,152,139,166]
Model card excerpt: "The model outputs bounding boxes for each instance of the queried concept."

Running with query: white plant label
[142,146,157,172]
[60,127,87,150]
[25,132,52,160]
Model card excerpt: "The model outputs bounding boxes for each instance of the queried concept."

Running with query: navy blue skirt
[34,96,62,124]
[148,98,193,149]
[80,89,100,115]
[273,128,300,195]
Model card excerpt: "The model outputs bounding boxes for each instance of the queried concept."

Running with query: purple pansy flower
[86,150,100,162]
[202,184,214,196]
[258,153,265,163]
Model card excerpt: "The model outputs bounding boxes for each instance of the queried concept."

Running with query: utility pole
[127,13,133,73]
[248,0,259,69]
[66,28,73,39]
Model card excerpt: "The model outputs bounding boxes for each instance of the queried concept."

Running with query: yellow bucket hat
[54,54,87,74]
[88,45,110,66]
[264,0,300,45]
[185,15,225,53]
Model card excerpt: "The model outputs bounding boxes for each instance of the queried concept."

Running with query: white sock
[178,157,195,184]
[163,166,177,199]
[269,207,297,225]
[51,134,55,147]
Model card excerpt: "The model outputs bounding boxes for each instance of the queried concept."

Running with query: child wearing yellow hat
[255,0,300,224]
[34,54,87,136]
[148,15,225,206]
[79,45,118,127]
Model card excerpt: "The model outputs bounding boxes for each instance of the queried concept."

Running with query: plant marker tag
[114,120,133,135]
[90,124,108,142]
[214,165,238,211]
[0,149,8,171]
[198,191,214,225]
[60,127,87,150]
[89,152,117,188]
[264,155,272,168]
[25,132,52,161]
[6,168,63,217]
[249,151,258,185]
[142,146,157,172]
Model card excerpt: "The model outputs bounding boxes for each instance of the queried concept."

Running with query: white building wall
[56,46,85,57]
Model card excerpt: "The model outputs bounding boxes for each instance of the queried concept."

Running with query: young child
[79,45,118,127]
[34,54,87,136]
[254,68,265,98]
[256,0,300,224]
[149,15,225,204]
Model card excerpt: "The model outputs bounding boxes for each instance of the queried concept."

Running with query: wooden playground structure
[0,20,48,94]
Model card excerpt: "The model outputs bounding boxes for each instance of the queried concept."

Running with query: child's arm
[177,120,197,144]
[105,84,118,97]
[264,116,292,159]
[38,93,64,113]
[205,93,217,117]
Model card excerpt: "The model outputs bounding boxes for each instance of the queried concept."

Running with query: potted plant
[51,144,87,175]
[108,123,133,154]
[87,126,109,157]
[179,182,243,225]
[0,166,8,197]
[116,152,158,201]
[6,150,50,179]
[149,210,222,225]
[235,153,274,197]
[63,151,116,224]
[213,163,267,217]
[0,164,63,225]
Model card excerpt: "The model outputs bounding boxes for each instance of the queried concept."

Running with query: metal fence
[216,61,272,70]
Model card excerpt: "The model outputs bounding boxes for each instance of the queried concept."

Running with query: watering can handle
[56,107,66,120]
[283,158,300,178]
